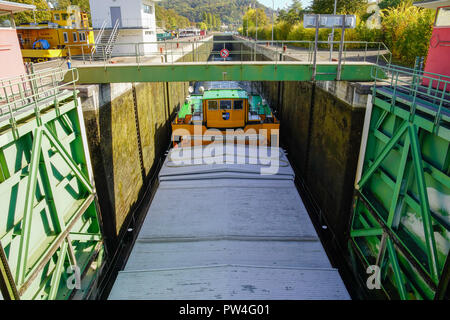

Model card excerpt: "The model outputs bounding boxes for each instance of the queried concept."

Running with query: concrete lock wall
[257,80,371,249]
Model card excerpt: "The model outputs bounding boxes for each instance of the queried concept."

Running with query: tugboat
[16,5,94,63]
[171,84,280,147]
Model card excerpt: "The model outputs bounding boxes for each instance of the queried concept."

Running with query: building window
[73,32,77,42]
[208,100,218,111]
[143,4,153,14]
[220,100,232,110]
[145,31,154,35]
[436,7,450,27]
[0,11,14,29]
[233,100,244,110]
[63,32,69,43]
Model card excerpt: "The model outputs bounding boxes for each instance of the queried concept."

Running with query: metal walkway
[68,61,378,84]
[109,146,350,300]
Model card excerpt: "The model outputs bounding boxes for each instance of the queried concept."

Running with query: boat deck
[108,146,350,300]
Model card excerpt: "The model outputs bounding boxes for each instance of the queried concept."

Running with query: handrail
[65,38,391,67]
[92,19,107,55]
[0,68,79,128]
[371,64,449,132]
[105,19,120,60]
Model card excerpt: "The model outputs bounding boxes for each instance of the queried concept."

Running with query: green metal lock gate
[0,68,104,300]
[350,64,450,300]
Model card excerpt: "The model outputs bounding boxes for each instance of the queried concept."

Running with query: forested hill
[159,0,271,25]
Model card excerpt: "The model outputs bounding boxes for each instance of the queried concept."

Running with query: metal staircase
[91,19,120,61]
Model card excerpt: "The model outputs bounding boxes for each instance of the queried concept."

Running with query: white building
[89,0,160,55]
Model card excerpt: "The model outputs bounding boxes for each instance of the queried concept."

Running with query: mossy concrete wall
[258,80,370,247]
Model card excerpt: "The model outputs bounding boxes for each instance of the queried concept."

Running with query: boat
[171,84,280,147]
[16,5,94,63]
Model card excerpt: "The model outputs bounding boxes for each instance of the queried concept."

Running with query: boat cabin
[172,88,279,146]
[175,89,276,128]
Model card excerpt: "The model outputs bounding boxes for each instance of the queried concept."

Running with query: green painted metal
[0,68,104,300]
[67,62,379,84]
[351,64,450,300]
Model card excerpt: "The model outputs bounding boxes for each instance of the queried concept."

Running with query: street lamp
[246,5,249,38]
[271,0,274,46]
[329,0,338,61]
[255,0,258,41]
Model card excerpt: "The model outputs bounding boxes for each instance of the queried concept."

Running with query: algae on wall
[259,80,365,246]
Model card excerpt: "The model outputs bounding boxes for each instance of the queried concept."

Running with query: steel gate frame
[350,64,450,299]
[0,68,105,300]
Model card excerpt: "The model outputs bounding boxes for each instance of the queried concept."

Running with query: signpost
[304,14,356,80]
[220,48,230,60]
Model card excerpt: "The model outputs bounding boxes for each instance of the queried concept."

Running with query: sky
[257,0,313,10]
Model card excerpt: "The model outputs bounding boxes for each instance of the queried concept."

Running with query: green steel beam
[67,62,379,84]
[408,124,440,283]
[16,127,43,285]
[386,238,407,300]
[358,121,408,189]
[48,241,67,300]
[0,242,19,300]
[350,228,383,237]
[387,135,411,227]
[43,127,93,194]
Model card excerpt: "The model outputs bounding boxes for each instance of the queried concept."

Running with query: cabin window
[233,100,244,110]
[436,7,450,27]
[54,14,60,21]
[0,11,14,29]
[62,13,68,20]
[143,4,153,14]
[63,32,69,43]
[220,100,232,110]
[73,32,77,42]
[208,100,218,110]
[79,32,86,42]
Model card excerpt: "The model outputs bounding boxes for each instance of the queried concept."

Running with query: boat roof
[203,89,248,100]
[0,0,35,12]
[414,0,450,8]
[108,146,350,300]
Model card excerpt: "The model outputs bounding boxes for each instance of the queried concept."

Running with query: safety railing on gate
[0,68,79,129]
[371,64,450,135]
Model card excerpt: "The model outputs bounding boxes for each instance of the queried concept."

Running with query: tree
[242,7,270,33]
[379,0,413,10]
[277,0,304,25]
[310,0,368,15]
[12,0,51,25]
[197,22,208,30]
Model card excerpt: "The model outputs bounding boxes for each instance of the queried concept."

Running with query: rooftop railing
[372,63,450,134]
[66,38,392,69]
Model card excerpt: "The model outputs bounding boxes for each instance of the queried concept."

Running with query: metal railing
[92,19,108,55]
[0,67,79,131]
[66,37,391,68]
[372,64,450,133]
